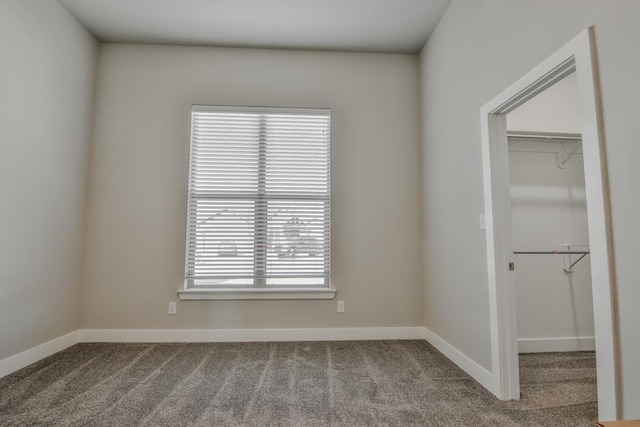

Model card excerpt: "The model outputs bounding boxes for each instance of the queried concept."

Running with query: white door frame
[480,27,619,420]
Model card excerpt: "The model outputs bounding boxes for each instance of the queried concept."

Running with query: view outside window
[185,107,331,289]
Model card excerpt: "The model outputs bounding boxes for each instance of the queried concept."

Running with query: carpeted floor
[0,341,596,426]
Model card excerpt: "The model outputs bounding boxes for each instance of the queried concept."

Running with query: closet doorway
[507,72,596,412]
[479,28,618,420]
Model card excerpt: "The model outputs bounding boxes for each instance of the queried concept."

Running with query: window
[180,106,333,300]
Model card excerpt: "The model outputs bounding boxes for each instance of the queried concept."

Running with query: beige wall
[82,45,423,329]
[0,0,97,360]
[419,0,640,418]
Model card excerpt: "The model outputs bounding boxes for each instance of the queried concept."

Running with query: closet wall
[508,137,594,352]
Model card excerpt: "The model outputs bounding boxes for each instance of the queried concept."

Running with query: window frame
[179,105,335,300]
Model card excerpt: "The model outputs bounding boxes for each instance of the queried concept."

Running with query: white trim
[518,337,596,353]
[480,27,618,419]
[78,327,426,343]
[481,106,520,401]
[0,331,79,379]
[422,327,495,395]
[178,287,337,300]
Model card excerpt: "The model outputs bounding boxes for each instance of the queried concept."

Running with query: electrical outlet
[337,300,345,313]
[168,302,177,315]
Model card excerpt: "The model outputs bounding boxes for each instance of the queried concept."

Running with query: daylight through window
[184,106,331,290]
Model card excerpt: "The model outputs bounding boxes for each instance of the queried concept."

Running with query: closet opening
[479,27,618,420]
[506,72,596,415]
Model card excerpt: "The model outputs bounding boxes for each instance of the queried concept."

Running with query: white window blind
[185,106,331,290]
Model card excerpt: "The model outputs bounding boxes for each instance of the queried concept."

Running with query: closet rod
[513,251,589,254]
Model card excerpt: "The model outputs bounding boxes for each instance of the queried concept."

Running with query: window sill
[177,287,337,301]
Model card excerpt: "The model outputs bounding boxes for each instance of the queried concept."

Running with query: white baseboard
[5,326,497,388]
[518,336,596,353]
[0,331,80,379]
[422,327,495,394]
[78,327,426,343]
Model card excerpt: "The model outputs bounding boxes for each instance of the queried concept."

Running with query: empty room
[1,1,639,425]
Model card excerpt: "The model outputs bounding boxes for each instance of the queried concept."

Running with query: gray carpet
[0,341,596,426]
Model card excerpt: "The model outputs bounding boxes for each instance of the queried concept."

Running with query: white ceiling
[57,0,452,54]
